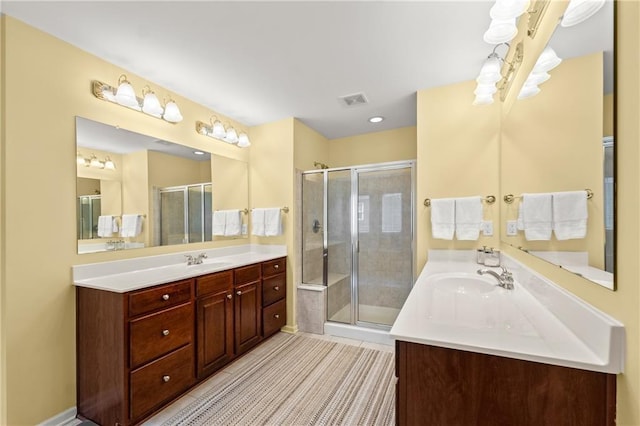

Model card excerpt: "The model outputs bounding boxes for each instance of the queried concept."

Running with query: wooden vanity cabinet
[262,258,287,337]
[234,264,263,355]
[196,270,234,379]
[77,257,288,425]
[395,340,617,426]
[77,278,196,426]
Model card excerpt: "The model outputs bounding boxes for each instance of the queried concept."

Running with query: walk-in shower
[301,161,415,333]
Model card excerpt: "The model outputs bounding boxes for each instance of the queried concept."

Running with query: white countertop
[390,250,625,374]
[73,244,287,293]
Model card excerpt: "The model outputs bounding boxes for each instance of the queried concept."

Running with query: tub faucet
[477,267,514,290]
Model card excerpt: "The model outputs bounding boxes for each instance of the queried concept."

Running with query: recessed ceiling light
[369,116,384,123]
[193,150,205,155]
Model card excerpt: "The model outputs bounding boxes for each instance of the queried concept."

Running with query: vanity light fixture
[77,152,117,170]
[483,0,528,44]
[196,117,251,148]
[92,75,183,123]
[561,0,606,27]
[517,45,561,100]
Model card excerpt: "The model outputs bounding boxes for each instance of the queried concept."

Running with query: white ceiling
[3,1,613,139]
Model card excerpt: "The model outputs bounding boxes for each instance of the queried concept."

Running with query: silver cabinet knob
[274,314,280,319]
[274,286,280,291]
[236,290,242,296]
[162,329,170,336]
[162,375,170,383]
[227,294,232,299]
[274,264,279,269]
[162,294,170,301]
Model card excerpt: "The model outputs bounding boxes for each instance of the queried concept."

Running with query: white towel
[212,211,226,236]
[552,191,588,240]
[455,196,483,240]
[264,208,283,236]
[516,203,525,230]
[97,215,114,237]
[521,193,553,240]
[430,198,455,240]
[121,214,143,237]
[224,210,242,236]
[251,208,266,236]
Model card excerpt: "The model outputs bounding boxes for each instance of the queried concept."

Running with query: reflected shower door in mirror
[76,117,249,254]
[500,2,614,290]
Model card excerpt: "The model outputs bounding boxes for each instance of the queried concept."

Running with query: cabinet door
[197,291,234,378]
[234,281,262,355]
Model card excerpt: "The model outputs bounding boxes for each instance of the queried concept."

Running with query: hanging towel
[552,190,588,240]
[251,208,266,236]
[264,208,283,236]
[516,203,525,231]
[521,193,553,240]
[224,210,242,236]
[430,198,455,240]
[212,211,226,236]
[121,214,143,237]
[97,215,114,237]
[455,196,483,240]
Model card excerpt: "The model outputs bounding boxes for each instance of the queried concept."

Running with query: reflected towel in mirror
[121,214,143,237]
[552,191,588,240]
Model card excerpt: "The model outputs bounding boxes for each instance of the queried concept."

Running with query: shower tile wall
[357,171,412,310]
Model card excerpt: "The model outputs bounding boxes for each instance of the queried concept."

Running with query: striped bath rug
[163,333,396,425]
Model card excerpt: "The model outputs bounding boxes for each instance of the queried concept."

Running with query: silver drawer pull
[274,264,279,270]
[274,286,280,291]
[162,329,170,336]
[236,290,242,296]
[162,375,170,383]
[274,314,280,319]
[162,294,170,301]
[227,294,233,299]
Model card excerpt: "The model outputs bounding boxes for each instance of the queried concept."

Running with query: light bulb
[224,127,239,144]
[561,0,606,27]
[473,95,495,106]
[483,18,518,44]
[477,56,502,84]
[114,76,140,109]
[490,0,529,20]
[533,46,562,73]
[237,133,251,148]
[163,101,183,123]
[212,120,226,138]
[518,83,541,100]
[142,92,164,118]
[104,157,116,170]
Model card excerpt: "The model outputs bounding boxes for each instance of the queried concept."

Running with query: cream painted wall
[416,80,501,271]
[501,53,605,268]
[147,150,211,188]
[294,119,329,171]
[211,154,249,241]
[249,118,296,332]
[1,16,250,425]
[328,126,416,168]
[0,12,5,425]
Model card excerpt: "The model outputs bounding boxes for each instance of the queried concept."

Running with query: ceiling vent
[338,92,368,107]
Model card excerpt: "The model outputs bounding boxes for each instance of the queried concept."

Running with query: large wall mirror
[76,117,249,254]
[501,2,615,289]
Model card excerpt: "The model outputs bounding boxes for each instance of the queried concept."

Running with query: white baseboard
[37,407,77,426]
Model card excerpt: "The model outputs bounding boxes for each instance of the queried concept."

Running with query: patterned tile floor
[141,332,394,425]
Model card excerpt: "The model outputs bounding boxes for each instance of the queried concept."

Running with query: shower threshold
[324,321,395,346]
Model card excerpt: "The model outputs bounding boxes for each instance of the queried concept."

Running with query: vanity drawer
[235,263,261,285]
[262,258,285,277]
[130,344,194,422]
[196,270,233,297]
[130,303,193,368]
[263,298,286,337]
[262,274,286,306]
[129,279,193,317]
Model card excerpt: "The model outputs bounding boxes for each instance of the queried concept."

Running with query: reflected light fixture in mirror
[92,75,183,123]
[77,152,117,170]
[196,117,251,148]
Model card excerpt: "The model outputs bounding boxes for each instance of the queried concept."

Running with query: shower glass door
[326,170,352,324]
[355,166,413,326]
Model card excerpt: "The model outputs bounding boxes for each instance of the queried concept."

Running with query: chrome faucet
[185,253,208,265]
[185,254,196,265]
[477,266,514,290]
[196,253,208,264]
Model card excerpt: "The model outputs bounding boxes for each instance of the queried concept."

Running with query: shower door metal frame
[303,160,416,328]
[350,161,416,329]
[159,182,211,245]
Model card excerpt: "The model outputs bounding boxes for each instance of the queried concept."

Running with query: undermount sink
[429,273,497,295]
[187,261,232,271]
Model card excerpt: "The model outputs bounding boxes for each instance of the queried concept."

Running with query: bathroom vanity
[73,245,286,426]
[391,250,624,426]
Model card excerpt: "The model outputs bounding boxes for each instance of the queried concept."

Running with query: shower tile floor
[329,304,400,326]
